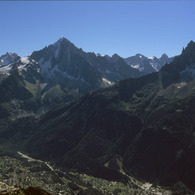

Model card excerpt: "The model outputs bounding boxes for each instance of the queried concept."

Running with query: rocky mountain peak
[181,40,195,57]
[54,36,71,46]
[111,53,120,62]
[160,41,195,87]
[135,53,145,59]
[160,53,168,59]
[0,52,19,66]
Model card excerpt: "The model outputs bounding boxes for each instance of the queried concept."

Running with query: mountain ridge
[124,53,174,74]
[0,37,143,120]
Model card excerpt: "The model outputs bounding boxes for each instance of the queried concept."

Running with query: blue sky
[0,1,195,58]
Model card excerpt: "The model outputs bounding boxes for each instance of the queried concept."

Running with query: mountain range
[0,37,172,122]
[23,40,194,191]
[0,38,194,194]
[124,53,174,74]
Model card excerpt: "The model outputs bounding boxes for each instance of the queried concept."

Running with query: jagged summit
[186,40,194,47]
[124,53,174,74]
[59,36,65,40]
[161,53,169,58]
[159,41,195,88]
[54,36,70,45]
[109,53,120,63]
[181,40,195,55]
[160,53,169,62]
[52,37,79,53]
[0,52,19,66]
[6,52,15,55]
[135,53,144,58]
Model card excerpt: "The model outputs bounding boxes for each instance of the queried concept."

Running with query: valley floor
[0,152,173,195]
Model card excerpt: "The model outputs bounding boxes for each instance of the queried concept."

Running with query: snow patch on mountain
[149,63,158,72]
[21,57,30,65]
[124,53,173,74]
[0,64,12,75]
[102,78,114,85]
[96,53,109,58]
[174,82,187,89]
[148,56,155,60]
[131,64,140,69]
[130,64,144,71]
[18,64,27,72]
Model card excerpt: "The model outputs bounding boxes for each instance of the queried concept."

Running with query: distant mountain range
[124,53,174,74]
[0,37,174,80]
[0,37,143,84]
